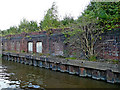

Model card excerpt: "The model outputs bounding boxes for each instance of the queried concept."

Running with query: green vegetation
[1,1,119,61]
[65,57,77,60]
[61,15,75,27]
[62,1,119,60]
[1,19,39,36]
[18,19,39,33]
[89,56,97,61]
[112,59,119,64]
[1,1,119,36]
[82,2,120,30]
[40,2,61,30]
[21,50,25,53]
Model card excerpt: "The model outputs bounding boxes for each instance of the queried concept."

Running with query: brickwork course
[2,28,120,62]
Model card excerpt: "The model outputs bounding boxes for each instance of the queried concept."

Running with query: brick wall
[2,29,67,56]
[2,28,120,60]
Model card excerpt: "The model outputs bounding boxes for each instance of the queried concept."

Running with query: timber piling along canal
[2,51,120,84]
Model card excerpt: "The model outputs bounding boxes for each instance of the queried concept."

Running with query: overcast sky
[0,0,91,30]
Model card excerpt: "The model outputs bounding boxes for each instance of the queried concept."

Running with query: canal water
[0,58,120,89]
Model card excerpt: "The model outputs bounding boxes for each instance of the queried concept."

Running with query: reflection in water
[0,65,20,89]
[0,59,120,89]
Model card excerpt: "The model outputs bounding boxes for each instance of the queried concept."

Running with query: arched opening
[28,42,33,53]
[36,42,42,53]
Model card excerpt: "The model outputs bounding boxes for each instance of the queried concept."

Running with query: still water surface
[0,59,120,89]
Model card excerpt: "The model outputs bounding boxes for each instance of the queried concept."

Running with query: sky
[0,0,91,30]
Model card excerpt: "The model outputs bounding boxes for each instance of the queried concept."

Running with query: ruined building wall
[2,29,66,56]
[2,28,120,60]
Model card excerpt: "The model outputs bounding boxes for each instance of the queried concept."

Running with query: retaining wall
[2,51,120,84]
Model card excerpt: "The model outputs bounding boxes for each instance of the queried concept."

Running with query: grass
[3,50,120,64]
[65,57,77,60]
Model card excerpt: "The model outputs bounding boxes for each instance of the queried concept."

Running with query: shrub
[89,55,96,61]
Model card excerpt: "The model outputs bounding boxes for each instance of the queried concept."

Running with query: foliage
[61,15,75,27]
[2,26,18,36]
[82,2,120,30]
[112,59,119,64]
[39,53,44,56]
[18,19,39,33]
[89,55,96,61]
[2,1,119,35]
[65,57,77,60]
[21,50,25,53]
[2,19,39,36]
[64,15,103,60]
[62,1,119,60]
[39,2,60,30]
[1,1,119,62]
[0,30,2,36]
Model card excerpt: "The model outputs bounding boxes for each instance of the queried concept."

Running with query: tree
[63,1,119,60]
[29,21,39,32]
[82,2,120,30]
[64,15,103,60]
[1,26,18,36]
[18,19,39,33]
[61,15,75,27]
[9,26,18,35]
[40,2,60,30]
[18,19,30,33]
